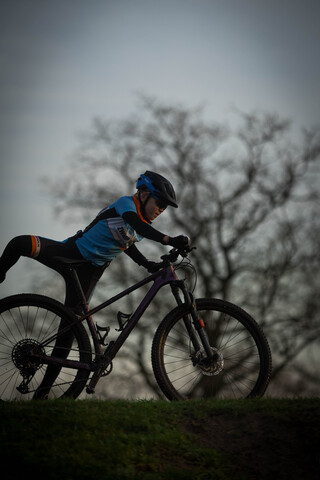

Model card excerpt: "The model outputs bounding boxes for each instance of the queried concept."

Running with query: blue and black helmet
[136,171,178,208]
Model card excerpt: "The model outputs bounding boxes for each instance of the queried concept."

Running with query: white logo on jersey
[107,218,136,248]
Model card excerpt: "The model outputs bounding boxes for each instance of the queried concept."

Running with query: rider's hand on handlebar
[168,235,190,250]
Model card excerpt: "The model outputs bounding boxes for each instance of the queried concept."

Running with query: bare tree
[46,95,320,398]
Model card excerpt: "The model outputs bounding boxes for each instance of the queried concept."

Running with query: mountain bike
[0,244,272,401]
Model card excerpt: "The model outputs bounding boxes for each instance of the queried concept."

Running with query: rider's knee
[9,235,34,256]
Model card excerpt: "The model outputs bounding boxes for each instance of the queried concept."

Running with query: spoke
[224,345,258,359]
[171,368,198,385]
[220,334,254,352]
[175,370,203,392]
[164,353,190,361]
[166,363,193,375]
[165,342,192,355]
[0,311,19,346]
[164,359,190,365]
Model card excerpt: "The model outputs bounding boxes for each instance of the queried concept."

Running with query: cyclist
[0,171,188,398]
[0,171,188,310]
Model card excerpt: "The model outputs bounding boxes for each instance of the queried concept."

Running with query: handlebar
[160,244,196,265]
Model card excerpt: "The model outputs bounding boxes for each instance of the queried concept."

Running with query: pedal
[16,381,29,394]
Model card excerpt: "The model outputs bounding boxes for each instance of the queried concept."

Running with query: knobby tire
[152,298,272,400]
[0,294,92,400]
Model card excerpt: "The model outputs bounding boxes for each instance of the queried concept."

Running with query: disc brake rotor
[194,347,224,376]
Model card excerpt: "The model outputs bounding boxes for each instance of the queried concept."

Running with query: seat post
[52,256,91,313]
[68,267,87,309]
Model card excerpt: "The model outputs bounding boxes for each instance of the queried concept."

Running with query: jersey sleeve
[115,196,167,244]
[124,244,148,266]
[122,211,166,243]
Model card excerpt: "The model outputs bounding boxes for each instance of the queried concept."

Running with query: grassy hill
[1,398,319,480]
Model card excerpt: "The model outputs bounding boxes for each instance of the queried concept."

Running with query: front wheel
[152,298,272,400]
[0,294,92,400]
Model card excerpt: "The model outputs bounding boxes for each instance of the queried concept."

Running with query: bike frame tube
[84,265,178,319]
[29,354,92,371]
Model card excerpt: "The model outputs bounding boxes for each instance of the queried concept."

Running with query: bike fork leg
[173,284,213,359]
[172,284,202,352]
[197,326,214,359]
[185,304,214,359]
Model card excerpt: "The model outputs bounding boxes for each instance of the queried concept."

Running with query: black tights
[0,235,107,308]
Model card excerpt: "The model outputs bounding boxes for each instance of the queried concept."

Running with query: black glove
[168,235,190,250]
[145,261,162,273]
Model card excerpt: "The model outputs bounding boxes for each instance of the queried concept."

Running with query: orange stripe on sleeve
[31,236,37,256]
[30,235,41,258]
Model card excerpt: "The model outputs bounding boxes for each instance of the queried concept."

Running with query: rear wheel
[0,294,92,400]
[152,298,272,400]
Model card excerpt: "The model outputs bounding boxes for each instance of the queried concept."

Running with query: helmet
[136,171,178,208]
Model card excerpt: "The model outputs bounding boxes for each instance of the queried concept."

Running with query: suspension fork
[171,282,214,359]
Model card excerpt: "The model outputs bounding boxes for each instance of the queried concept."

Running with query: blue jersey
[74,196,146,266]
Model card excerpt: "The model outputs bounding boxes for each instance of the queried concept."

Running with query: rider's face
[140,192,167,221]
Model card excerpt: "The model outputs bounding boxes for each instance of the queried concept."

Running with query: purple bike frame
[31,265,180,372]
[87,264,180,361]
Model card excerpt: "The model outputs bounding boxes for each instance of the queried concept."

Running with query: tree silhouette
[46,95,320,398]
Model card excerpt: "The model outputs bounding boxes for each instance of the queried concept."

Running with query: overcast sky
[1,0,319,296]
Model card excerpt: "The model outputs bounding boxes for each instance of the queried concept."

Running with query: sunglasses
[154,197,168,210]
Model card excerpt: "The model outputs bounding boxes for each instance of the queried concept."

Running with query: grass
[0,398,319,480]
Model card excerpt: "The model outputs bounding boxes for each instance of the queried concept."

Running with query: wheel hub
[194,347,224,376]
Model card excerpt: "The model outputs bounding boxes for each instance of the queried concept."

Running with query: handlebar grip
[183,235,191,247]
